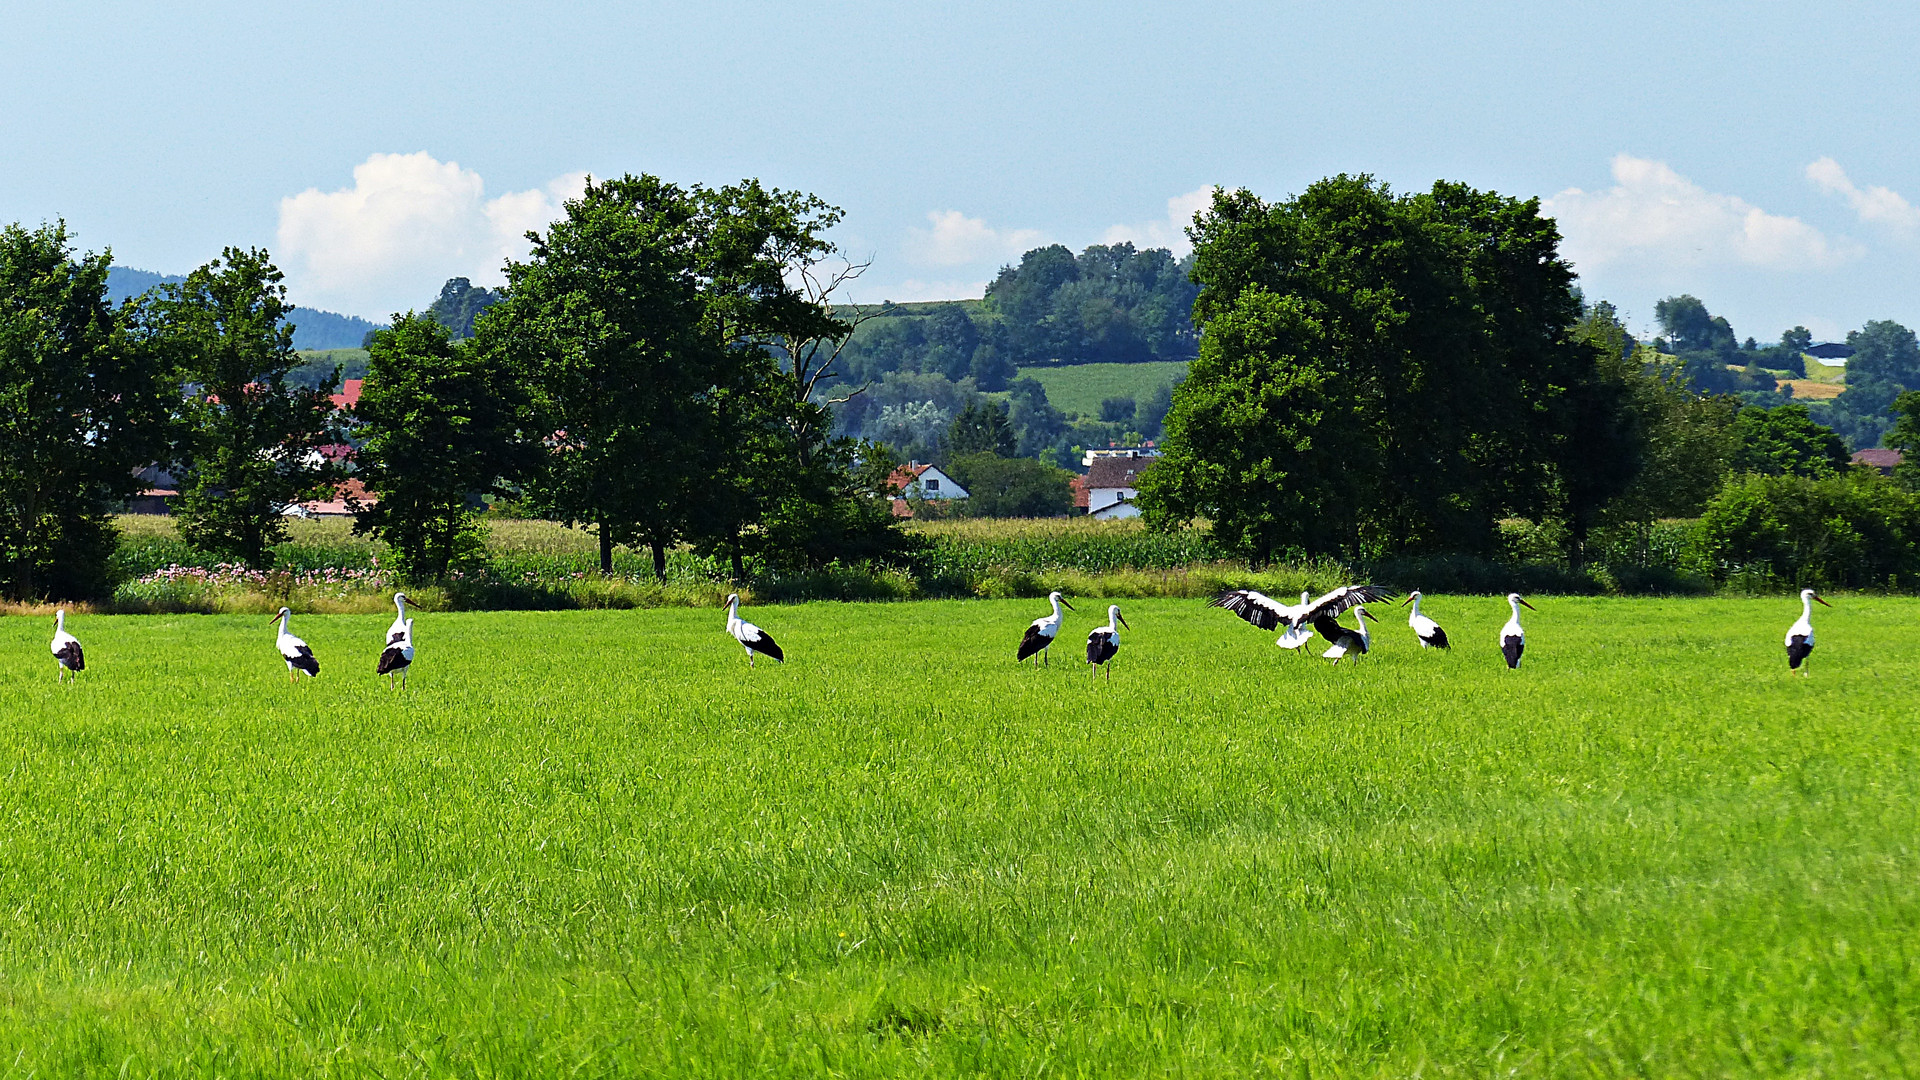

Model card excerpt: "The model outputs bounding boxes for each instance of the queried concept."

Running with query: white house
[891,462,968,500]
[1084,453,1155,520]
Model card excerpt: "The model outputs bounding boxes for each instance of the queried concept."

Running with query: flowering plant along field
[1,595,1914,1075]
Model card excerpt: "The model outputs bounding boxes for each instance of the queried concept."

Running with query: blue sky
[4,1,1917,342]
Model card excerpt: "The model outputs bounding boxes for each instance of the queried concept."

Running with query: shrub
[1692,469,1920,589]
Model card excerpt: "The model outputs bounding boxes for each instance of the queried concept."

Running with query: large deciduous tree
[1141,176,1632,564]
[146,248,342,567]
[352,313,527,581]
[0,222,173,599]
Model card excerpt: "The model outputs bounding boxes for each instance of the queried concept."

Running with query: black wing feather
[1786,635,1812,669]
[54,641,84,671]
[1086,629,1119,665]
[1208,589,1284,631]
[1501,634,1523,669]
[1016,623,1050,660]
[749,632,784,662]
[1425,625,1450,649]
[291,645,320,677]
[377,646,410,675]
[1298,584,1397,628]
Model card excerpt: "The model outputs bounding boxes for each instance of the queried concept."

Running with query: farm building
[888,462,969,518]
[1084,451,1156,520]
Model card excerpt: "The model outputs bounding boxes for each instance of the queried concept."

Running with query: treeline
[0,178,923,601]
[1140,176,1920,590]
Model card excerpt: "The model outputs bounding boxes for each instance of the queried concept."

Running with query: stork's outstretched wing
[1208,589,1291,630]
[1294,585,1397,629]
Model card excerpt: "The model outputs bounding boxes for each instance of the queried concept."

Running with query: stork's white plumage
[1402,591,1450,649]
[1016,591,1075,665]
[1785,588,1830,673]
[1277,591,1314,652]
[1085,604,1130,681]
[377,592,415,688]
[1321,605,1378,664]
[1211,584,1396,652]
[50,609,85,682]
[726,593,784,667]
[272,606,320,681]
[1499,593,1535,669]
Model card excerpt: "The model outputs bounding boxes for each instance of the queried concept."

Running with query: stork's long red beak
[1061,598,1076,611]
[1360,608,1379,622]
[1520,598,1537,611]
[1815,595,1832,607]
[1118,613,1131,629]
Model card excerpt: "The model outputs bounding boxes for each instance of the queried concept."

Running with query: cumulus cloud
[903,210,1044,267]
[1101,186,1217,256]
[277,152,586,318]
[1807,157,1920,234]
[1543,155,1856,273]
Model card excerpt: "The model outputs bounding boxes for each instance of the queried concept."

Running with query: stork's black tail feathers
[751,634,784,662]
[1787,635,1812,669]
[291,648,320,677]
[1016,624,1048,661]
[54,642,84,671]
[377,646,409,675]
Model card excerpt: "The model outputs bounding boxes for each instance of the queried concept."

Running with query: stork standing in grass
[1016,591,1075,666]
[271,607,320,681]
[50,609,84,682]
[377,592,414,688]
[1321,605,1378,664]
[1086,604,1130,681]
[1785,588,1831,673]
[1499,593,1535,669]
[725,593,784,667]
[1401,591,1450,649]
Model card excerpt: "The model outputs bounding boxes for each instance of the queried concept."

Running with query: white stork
[725,593,784,667]
[1211,584,1396,651]
[1321,605,1379,664]
[272,607,320,681]
[1499,593,1535,669]
[1276,591,1314,652]
[1785,588,1830,673]
[1401,591,1450,649]
[1086,604,1130,681]
[50,609,85,682]
[377,592,414,688]
[1016,591,1075,665]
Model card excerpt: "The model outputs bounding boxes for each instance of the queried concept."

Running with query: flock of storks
[40,583,1835,685]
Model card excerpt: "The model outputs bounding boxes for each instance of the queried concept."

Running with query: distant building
[286,478,372,518]
[330,378,364,410]
[1806,342,1855,361]
[887,462,969,518]
[1852,448,1904,474]
[1082,443,1159,468]
[1084,454,1155,520]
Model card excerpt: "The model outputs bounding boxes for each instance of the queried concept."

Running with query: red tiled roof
[331,378,363,410]
[886,463,930,493]
[890,498,914,518]
[299,478,374,516]
[1069,474,1089,509]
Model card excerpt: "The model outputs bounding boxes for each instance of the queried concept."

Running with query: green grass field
[2,596,1916,1075]
[1021,361,1189,419]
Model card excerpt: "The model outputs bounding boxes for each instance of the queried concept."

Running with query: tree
[1143,176,1608,562]
[1693,469,1920,588]
[148,248,341,567]
[0,222,173,599]
[1555,301,1645,567]
[1883,390,1920,490]
[1007,376,1066,457]
[352,313,526,580]
[946,401,1016,458]
[1601,356,1737,528]
[1834,319,1920,418]
[425,277,501,339]
[1729,404,1850,478]
[1655,295,1736,355]
[485,175,721,577]
[946,453,1073,517]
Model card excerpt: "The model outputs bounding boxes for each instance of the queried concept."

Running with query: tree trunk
[14,488,36,599]
[599,521,613,574]
[1568,516,1589,571]
[650,537,667,583]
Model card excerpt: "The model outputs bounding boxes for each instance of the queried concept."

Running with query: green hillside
[1022,360,1188,419]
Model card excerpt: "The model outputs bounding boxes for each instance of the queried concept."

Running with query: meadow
[1019,360,1189,419]
[2,594,1915,1076]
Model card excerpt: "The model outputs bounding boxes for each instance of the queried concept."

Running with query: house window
[925,478,940,492]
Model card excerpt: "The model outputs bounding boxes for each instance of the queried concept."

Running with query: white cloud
[1806,157,1920,234]
[1543,155,1856,273]
[1101,186,1217,256]
[277,152,586,318]
[903,210,1043,267]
